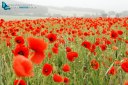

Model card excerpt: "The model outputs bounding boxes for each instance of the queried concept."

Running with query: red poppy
[66,47,72,52]
[95,38,100,46]
[15,36,24,45]
[100,44,107,51]
[42,63,53,76]
[54,43,59,48]
[31,52,45,64]
[47,33,57,43]
[14,79,26,85]
[13,55,33,77]
[66,52,78,62]
[53,74,63,83]
[121,60,128,73]
[64,77,70,84]
[84,32,90,36]
[110,30,118,39]
[105,40,111,45]
[81,40,91,49]
[108,66,117,75]
[89,44,96,53]
[12,45,29,58]
[27,37,47,53]
[52,46,58,54]
[117,30,123,35]
[90,59,99,70]
[62,64,70,72]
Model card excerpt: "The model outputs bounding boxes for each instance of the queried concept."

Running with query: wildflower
[62,64,70,72]
[121,60,128,73]
[117,30,123,35]
[13,55,33,77]
[42,63,53,76]
[100,44,107,51]
[47,33,57,43]
[90,59,99,70]
[53,74,63,83]
[31,52,45,64]
[64,77,70,84]
[14,79,26,85]
[108,66,117,75]
[12,45,29,58]
[52,46,58,54]
[81,40,91,49]
[27,37,47,53]
[110,30,118,39]
[66,47,72,52]
[66,52,78,62]
[15,36,24,45]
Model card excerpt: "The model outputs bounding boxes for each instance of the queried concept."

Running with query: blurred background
[0,0,128,18]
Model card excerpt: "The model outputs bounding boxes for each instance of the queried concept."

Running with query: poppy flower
[121,60,128,73]
[64,77,70,84]
[53,74,63,83]
[15,36,24,45]
[66,47,72,52]
[105,39,111,45]
[108,66,117,75]
[62,64,70,72]
[81,40,91,49]
[110,30,118,39]
[31,52,45,64]
[90,59,99,70]
[66,52,78,62]
[42,63,53,76]
[12,45,29,58]
[84,32,90,36]
[47,33,57,43]
[117,30,123,35]
[89,44,96,53]
[27,37,47,53]
[52,46,58,54]
[54,43,59,48]
[95,38,100,46]
[14,79,26,85]
[100,44,107,51]
[13,55,33,77]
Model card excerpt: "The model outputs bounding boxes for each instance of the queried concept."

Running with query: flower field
[0,17,128,85]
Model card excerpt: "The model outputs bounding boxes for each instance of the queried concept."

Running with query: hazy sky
[5,0,128,12]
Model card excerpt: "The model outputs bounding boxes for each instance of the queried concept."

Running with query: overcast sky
[4,0,128,12]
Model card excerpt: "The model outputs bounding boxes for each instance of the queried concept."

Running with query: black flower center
[16,40,21,43]
[49,37,53,41]
[18,51,24,55]
[44,69,48,73]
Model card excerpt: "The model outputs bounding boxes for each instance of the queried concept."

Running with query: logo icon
[2,2,11,10]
